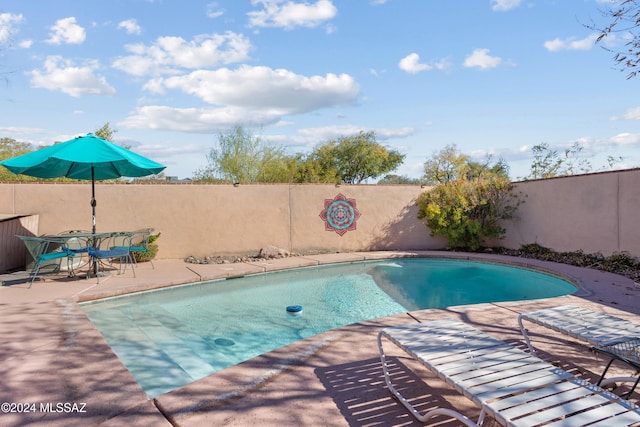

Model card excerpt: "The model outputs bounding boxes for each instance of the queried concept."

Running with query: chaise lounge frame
[518,304,640,394]
[518,305,640,353]
[378,318,640,426]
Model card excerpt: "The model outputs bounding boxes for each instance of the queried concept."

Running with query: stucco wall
[502,168,640,256]
[1,168,638,261]
[0,183,440,259]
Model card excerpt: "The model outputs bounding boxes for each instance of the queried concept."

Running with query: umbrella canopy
[0,133,166,233]
[0,133,165,180]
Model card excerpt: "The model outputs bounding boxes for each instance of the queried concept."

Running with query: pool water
[80,258,576,398]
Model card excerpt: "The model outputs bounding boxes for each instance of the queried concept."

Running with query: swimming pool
[80,258,576,398]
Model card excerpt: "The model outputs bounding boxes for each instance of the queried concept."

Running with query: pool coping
[1,250,639,426]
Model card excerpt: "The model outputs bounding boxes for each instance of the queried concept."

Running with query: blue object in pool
[214,338,235,346]
[286,305,303,315]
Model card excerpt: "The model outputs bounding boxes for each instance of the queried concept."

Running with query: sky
[0,0,639,181]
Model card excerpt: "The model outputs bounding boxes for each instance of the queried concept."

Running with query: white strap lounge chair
[518,304,640,394]
[378,318,640,426]
[518,305,640,354]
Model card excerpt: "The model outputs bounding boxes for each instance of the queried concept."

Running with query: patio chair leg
[28,266,41,288]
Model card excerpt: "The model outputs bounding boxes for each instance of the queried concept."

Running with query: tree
[0,137,31,160]
[520,142,624,180]
[377,174,421,184]
[194,125,291,183]
[94,122,117,142]
[465,156,510,181]
[422,144,507,184]
[417,144,519,250]
[194,128,405,184]
[0,137,36,182]
[309,131,405,184]
[94,122,136,151]
[422,144,469,184]
[525,143,565,179]
[593,0,640,79]
[285,153,335,184]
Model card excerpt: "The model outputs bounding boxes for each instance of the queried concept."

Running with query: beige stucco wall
[0,182,440,259]
[1,168,638,262]
[502,168,640,256]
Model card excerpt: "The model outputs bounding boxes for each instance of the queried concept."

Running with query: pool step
[87,305,217,397]
[127,305,222,381]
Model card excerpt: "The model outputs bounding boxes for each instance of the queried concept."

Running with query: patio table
[47,231,133,279]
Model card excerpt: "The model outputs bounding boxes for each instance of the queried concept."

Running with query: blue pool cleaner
[286,305,303,316]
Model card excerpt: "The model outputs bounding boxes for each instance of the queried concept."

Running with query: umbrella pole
[91,167,96,235]
[91,167,98,276]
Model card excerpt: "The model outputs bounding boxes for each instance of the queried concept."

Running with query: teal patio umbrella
[0,133,166,234]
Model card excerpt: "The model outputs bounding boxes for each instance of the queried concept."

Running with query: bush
[416,176,523,251]
[132,232,160,263]
[492,244,640,281]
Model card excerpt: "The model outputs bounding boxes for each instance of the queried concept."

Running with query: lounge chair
[518,304,640,395]
[518,305,640,353]
[378,318,640,426]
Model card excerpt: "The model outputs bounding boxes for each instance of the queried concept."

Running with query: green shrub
[416,176,523,251]
[132,232,160,263]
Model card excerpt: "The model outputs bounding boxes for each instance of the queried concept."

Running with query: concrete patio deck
[1,251,639,426]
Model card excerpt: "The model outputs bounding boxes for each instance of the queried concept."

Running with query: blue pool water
[80,258,576,398]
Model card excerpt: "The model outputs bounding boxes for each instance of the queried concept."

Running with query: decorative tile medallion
[319,193,361,236]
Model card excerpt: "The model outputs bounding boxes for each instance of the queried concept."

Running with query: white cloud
[299,125,414,140]
[544,34,598,51]
[398,53,432,74]
[610,132,640,146]
[123,65,360,132]
[491,0,521,12]
[118,19,142,35]
[29,56,116,97]
[153,65,359,111]
[112,32,252,76]
[0,126,48,135]
[0,13,24,44]
[263,124,414,149]
[248,0,337,30]
[121,105,283,132]
[18,39,33,48]
[206,2,225,18]
[46,17,86,45]
[463,48,503,69]
[398,53,451,74]
[611,106,640,121]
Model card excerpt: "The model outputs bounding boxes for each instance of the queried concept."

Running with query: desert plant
[492,245,640,281]
[132,232,160,263]
[416,176,523,251]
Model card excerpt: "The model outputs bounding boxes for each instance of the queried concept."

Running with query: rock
[185,246,303,265]
[258,245,290,259]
